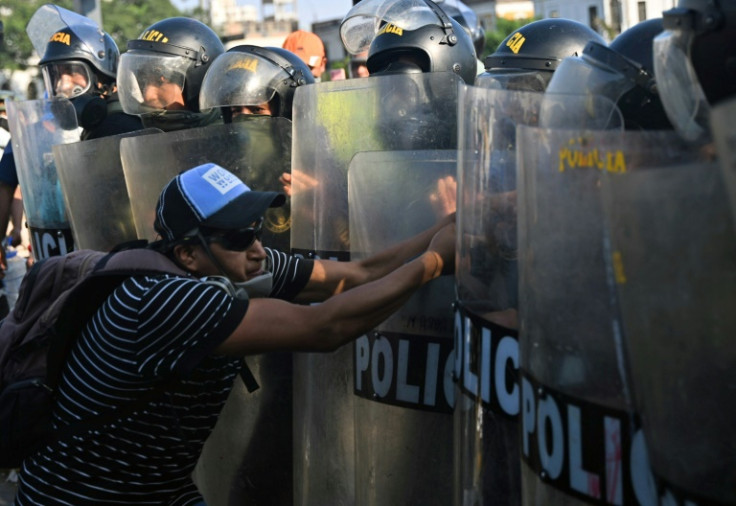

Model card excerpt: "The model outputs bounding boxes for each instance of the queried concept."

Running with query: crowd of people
[0,0,734,504]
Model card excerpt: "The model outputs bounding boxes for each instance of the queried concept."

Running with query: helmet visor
[42,61,92,99]
[653,29,710,142]
[341,0,447,54]
[27,4,107,62]
[545,55,634,106]
[475,69,550,92]
[118,52,189,115]
[199,52,280,111]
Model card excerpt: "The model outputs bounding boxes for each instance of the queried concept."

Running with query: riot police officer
[545,18,672,130]
[479,17,606,91]
[28,5,142,140]
[199,45,314,122]
[118,17,225,132]
[341,0,478,84]
[653,0,736,143]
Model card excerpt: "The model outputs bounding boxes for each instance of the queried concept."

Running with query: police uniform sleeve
[134,276,248,378]
[0,144,18,186]
[266,247,314,301]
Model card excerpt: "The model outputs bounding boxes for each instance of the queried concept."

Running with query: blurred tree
[479,17,536,60]
[0,0,74,70]
[101,0,181,53]
[0,0,182,70]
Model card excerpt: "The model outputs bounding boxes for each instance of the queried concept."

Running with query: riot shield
[349,150,456,505]
[121,118,294,506]
[601,161,736,505]
[711,96,736,231]
[290,72,461,505]
[121,117,292,251]
[516,123,700,506]
[53,129,161,252]
[454,84,545,506]
[7,98,80,260]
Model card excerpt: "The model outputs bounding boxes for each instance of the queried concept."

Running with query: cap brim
[203,190,285,230]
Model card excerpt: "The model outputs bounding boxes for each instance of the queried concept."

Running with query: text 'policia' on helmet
[478,18,605,92]
[654,0,736,143]
[118,17,225,115]
[26,4,119,99]
[199,45,314,121]
[340,0,478,84]
[545,18,672,131]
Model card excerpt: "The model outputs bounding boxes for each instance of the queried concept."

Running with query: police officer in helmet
[29,6,142,140]
[199,45,314,122]
[479,17,606,91]
[653,0,736,143]
[545,18,672,131]
[341,0,478,85]
[118,17,225,132]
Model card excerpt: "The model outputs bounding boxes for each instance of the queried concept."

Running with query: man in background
[283,29,327,81]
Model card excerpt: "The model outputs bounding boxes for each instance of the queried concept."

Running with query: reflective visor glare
[199,53,279,111]
[476,71,549,92]
[118,53,188,114]
[653,30,710,142]
[42,62,91,99]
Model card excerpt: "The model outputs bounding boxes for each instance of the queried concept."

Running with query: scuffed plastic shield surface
[53,129,161,252]
[7,98,79,260]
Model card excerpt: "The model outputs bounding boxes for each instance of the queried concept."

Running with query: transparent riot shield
[711,96,736,231]
[348,150,456,506]
[121,117,292,251]
[121,118,294,506]
[290,71,462,505]
[516,123,701,506]
[53,129,161,252]
[601,161,736,505]
[7,98,80,260]
[454,84,545,506]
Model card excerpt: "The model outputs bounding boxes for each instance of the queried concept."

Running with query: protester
[14,162,455,505]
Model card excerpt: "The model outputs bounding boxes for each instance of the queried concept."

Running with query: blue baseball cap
[154,163,285,242]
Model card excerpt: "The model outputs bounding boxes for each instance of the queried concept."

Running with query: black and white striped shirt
[16,248,312,505]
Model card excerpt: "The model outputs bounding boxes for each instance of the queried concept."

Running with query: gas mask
[71,93,107,131]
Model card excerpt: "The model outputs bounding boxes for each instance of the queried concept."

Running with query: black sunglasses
[200,218,264,251]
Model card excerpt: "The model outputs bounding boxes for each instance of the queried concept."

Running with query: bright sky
[174,0,355,29]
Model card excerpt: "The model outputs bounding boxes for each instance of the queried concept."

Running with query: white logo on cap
[203,166,241,195]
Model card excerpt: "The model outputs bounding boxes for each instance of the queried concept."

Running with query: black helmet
[118,17,225,115]
[478,18,605,91]
[435,0,485,55]
[653,0,736,142]
[340,0,478,84]
[27,5,118,98]
[199,45,314,121]
[545,18,671,131]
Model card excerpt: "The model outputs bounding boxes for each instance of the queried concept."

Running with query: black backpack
[0,246,190,468]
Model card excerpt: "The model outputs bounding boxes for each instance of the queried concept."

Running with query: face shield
[118,52,189,115]
[27,5,112,74]
[475,69,550,92]
[41,61,92,99]
[653,29,710,142]
[545,52,635,108]
[340,0,445,55]
[199,52,280,113]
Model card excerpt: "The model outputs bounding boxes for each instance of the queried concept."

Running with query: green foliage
[479,17,536,60]
[0,0,74,70]
[101,0,181,53]
[0,0,181,71]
